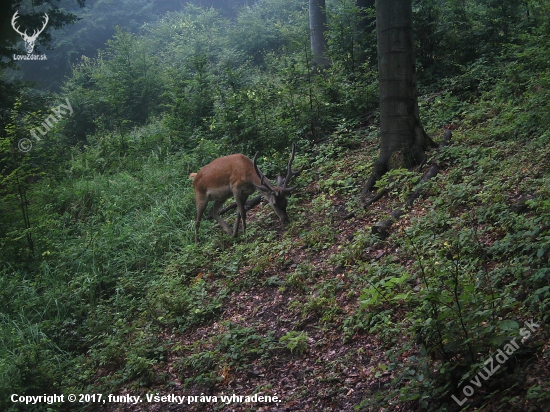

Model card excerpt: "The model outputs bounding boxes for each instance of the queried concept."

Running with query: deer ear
[277,175,284,187]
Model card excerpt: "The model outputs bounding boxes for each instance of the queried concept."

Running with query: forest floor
[97,144,409,411]
[93,127,550,412]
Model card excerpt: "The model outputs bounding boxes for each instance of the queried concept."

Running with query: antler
[34,13,49,38]
[11,12,48,39]
[253,152,277,193]
[254,144,303,193]
[11,11,26,37]
[279,142,303,190]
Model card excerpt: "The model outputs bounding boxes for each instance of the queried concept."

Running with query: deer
[191,143,301,242]
[11,11,49,54]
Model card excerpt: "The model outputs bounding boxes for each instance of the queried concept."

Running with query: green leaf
[498,320,519,332]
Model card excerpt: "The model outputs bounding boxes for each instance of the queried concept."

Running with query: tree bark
[309,0,331,69]
[361,0,436,195]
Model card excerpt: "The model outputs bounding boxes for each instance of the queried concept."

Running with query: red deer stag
[191,144,301,241]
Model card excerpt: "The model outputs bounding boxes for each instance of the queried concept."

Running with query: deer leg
[211,199,232,235]
[233,191,248,237]
[195,195,209,243]
[233,210,241,237]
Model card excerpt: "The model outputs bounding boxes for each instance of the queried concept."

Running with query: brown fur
[192,154,289,241]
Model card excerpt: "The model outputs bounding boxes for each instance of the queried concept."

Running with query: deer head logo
[11,11,49,54]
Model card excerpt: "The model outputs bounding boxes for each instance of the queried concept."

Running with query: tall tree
[309,0,330,68]
[361,0,436,194]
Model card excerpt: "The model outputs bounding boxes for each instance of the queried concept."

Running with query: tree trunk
[309,0,330,69]
[361,0,436,195]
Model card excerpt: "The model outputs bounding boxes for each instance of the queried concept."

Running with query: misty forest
[2,0,550,410]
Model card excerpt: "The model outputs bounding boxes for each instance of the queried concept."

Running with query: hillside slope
[93,115,550,411]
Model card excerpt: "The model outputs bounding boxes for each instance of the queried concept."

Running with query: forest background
[1,0,550,410]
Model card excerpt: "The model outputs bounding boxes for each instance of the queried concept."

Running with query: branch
[217,195,263,216]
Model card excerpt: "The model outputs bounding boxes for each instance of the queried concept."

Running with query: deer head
[12,11,49,54]
[252,143,302,225]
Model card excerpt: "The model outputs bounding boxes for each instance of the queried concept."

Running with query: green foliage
[285,262,315,292]
[147,274,225,330]
[229,0,307,63]
[164,54,215,148]
[328,228,379,267]
[354,77,550,409]
[413,0,529,86]
[61,28,164,145]
[319,170,355,195]
[0,311,68,408]
[300,278,343,323]
[58,0,381,156]
[299,220,336,252]
[327,0,376,73]
[375,168,421,202]
[279,331,309,355]
[176,322,277,387]
[358,268,412,310]
[9,0,175,91]
[217,322,277,366]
